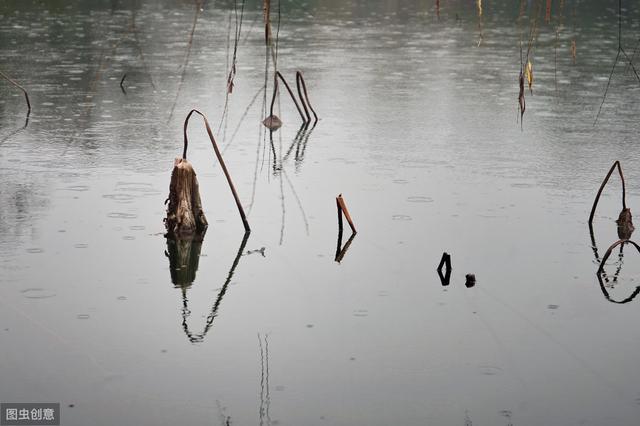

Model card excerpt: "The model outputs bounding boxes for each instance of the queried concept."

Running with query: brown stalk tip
[336,194,357,234]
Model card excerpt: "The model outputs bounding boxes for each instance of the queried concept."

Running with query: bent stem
[296,71,318,124]
[0,69,31,116]
[275,71,306,122]
[269,76,278,120]
[182,109,250,232]
[336,194,357,234]
[588,161,627,228]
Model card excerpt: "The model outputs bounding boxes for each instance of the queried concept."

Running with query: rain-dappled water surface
[2,0,640,425]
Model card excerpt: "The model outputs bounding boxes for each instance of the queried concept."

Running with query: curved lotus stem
[0,69,31,115]
[588,161,626,227]
[275,71,305,122]
[182,109,250,232]
[296,71,318,124]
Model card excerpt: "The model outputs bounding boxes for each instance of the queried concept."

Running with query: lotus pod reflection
[166,237,203,288]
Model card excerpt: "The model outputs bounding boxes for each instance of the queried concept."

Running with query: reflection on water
[282,123,316,173]
[334,227,356,263]
[437,252,452,286]
[169,231,250,343]
[165,237,203,288]
[0,115,28,143]
[594,236,640,304]
[258,333,272,426]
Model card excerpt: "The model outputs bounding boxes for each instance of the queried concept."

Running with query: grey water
[2,1,640,425]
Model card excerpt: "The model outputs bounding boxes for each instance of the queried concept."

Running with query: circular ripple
[478,365,503,376]
[102,194,135,201]
[407,196,433,203]
[21,288,56,299]
[108,212,138,219]
[63,185,90,192]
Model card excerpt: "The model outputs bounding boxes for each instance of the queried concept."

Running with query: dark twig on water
[92,7,156,99]
[120,73,127,94]
[131,9,156,90]
[0,69,31,116]
[183,109,250,232]
[437,252,452,286]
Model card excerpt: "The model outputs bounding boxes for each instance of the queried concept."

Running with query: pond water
[2,1,640,425]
